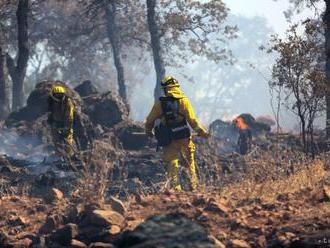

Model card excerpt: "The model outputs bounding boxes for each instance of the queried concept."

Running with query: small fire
[234,117,248,130]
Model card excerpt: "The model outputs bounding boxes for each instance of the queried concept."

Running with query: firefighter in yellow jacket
[48,85,74,156]
[145,76,209,191]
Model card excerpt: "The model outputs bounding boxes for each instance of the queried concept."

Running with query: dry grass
[222,159,327,201]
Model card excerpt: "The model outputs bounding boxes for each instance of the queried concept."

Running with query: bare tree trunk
[0,46,10,119]
[325,0,330,145]
[6,0,29,112]
[104,0,128,107]
[146,0,166,100]
[301,118,307,153]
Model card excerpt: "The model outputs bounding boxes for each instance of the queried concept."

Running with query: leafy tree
[268,20,326,153]
[146,0,237,99]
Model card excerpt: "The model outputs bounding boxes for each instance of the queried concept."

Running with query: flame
[234,117,248,130]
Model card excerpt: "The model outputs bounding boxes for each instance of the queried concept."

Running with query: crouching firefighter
[47,85,75,157]
[145,76,209,191]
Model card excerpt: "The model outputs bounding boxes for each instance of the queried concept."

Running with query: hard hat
[51,85,65,94]
[50,85,66,101]
[161,76,180,88]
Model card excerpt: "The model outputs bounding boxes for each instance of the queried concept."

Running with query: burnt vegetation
[0,1,330,248]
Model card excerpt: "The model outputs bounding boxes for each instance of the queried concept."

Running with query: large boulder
[115,213,217,248]
[4,81,95,150]
[6,80,82,125]
[83,91,128,128]
[113,121,149,150]
[74,80,99,98]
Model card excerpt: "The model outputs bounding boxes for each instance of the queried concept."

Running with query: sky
[225,0,323,35]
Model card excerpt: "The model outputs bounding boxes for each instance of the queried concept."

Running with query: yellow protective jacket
[145,86,207,136]
[48,96,74,128]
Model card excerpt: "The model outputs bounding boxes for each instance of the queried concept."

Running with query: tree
[269,21,326,153]
[146,0,165,100]
[285,0,330,146]
[0,46,10,119]
[146,0,236,100]
[6,0,29,111]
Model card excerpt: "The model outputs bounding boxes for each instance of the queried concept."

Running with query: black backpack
[154,97,191,147]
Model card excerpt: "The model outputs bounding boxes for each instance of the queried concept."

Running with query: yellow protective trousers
[51,127,74,157]
[163,137,197,191]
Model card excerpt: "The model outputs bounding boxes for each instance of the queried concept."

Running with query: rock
[115,213,217,248]
[5,80,95,150]
[50,223,78,245]
[113,122,148,150]
[70,239,88,248]
[88,242,115,248]
[75,80,99,97]
[192,196,207,206]
[231,239,251,248]
[96,225,122,243]
[0,232,11,247]
[257,235,267,247]
[204,202,229,216]
[44,188,64,203]
[10,238,33,248]
[39,215,62,234]
[108,196,126,216]
[6,80,82,124]
[90,210,126,228]
[323,186,330,201]
[208,235,226,248]
[83,91,128,128]
[8,216,27,226]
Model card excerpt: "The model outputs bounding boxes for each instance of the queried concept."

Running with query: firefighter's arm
[183,99,209,137]
[145,100,162,136]
[66,98,74,128]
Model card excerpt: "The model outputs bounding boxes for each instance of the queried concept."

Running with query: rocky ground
[1,80,330,248]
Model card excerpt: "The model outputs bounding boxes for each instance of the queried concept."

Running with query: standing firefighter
[48,85,75,156]
[145,76,209,191]
[233,116,252,155]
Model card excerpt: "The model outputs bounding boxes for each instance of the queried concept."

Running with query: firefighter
[145,76,209,191]
[47,84,75,157]
[233,117,252,155]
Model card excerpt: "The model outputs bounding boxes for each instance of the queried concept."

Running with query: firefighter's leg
[51,128,63,155]
[181,139,197,191]
[163,143,181,191]
[64,128,74,156]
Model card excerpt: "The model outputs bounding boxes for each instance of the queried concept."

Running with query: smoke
[0,128,51,165]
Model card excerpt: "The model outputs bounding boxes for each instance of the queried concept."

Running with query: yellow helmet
[50,85,66,101]
[51,85,65,94]
[161,76,180,88]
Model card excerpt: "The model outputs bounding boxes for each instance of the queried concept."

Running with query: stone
[204,202,229,216]
[323,186,330,201]
[113,122,148,150]
[44,188,64,203]
[50,223,78,245]
[75,80,99,97]
[257,235,267,247]
[10,238,33,248]
[70,239,88,248]
[108,196,126,216]
[231,239,251,248]
[83,91,128,128]
[208,235,226,248]
[115,213,217,248]
[96,225,122,243]
[88,242,115,248]
[90,210,125,228]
